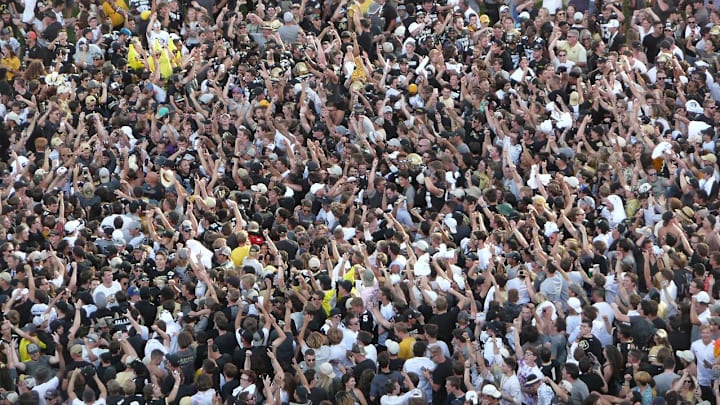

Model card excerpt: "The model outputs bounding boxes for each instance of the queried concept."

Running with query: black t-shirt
[309,387,330,404]
[642,34,663,64]
[429,307,459,351]
[353,358,377,382]
[577,335,605,364]
[431,359,453,405]
[579,373,605,393]
[215,331,237,355]
[106,394,125,405]
[221,379,240,401]
[389,357,405,372]
[27,44,51,66]
[161,375,198,405]
[135,299,157,326]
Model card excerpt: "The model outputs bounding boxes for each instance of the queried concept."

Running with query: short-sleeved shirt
[556,41,587,64]
[432,359,453,405]
[398,336,416,360]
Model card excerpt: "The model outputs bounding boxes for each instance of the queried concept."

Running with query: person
[563,363,589,405]
[67,368,108,405]
[499,357,521,405]
[653,357,679,398]
[523,374,554,405]
[691,324,716,402]
[631,371,654,405]
[423,345,452,404]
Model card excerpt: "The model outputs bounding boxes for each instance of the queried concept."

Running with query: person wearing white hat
[480,384,502,403]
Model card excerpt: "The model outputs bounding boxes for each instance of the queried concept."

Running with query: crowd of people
[2,0,720,404]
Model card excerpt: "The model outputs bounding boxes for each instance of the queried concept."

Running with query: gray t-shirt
[569,379,589,405]
[653,371,679,397]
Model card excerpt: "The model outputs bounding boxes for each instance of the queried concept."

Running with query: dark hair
[412,341,427,357]
[565,362,580,379]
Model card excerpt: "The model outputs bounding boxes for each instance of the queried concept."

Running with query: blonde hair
[306,331,325,349]
[634,371,651,385]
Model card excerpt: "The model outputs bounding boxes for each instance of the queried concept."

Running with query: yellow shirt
[398,336,416,360]
[1,55,19,80]
[321,289,336,315]
[19,338,46,362]
[348,0,372,20]
[102,0,129,28]
[556,40,587,64]
[231,244,251,268]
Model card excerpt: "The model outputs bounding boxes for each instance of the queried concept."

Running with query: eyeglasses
[240,377,250,382]
[708,106,717,109]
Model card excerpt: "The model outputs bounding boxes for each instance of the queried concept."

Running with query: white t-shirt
[34,376,60,405]
[506,277,531,305]
[404,356,435,398]
[593,302,615,325]
[93,282,122,305]
[690,339,714,386]
[500,374,521,405]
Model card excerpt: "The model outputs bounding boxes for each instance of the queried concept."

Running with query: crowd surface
[3,0,720,404]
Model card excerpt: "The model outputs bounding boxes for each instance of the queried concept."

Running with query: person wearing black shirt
[424,346,452,405]
[220,363,241,401]
[161,354,198,405]
[24,31,51,67]
[642,21,665,64]
[427,294,463,352]
[578,357,605,393]
[576,320,605,364]
[351,344,377,382]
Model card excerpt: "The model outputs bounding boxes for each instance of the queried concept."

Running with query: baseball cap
[696,291,710,303]
[482,384,502,398]
[385,340,400,355]
[128,286,140,297]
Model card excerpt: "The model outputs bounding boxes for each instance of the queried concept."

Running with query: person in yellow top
[347,0,372,20]
[550,28,587,68]
[395,322,416,360]
[11,323,47,362]
[101,0,129,28]
[230,232,251,268]
[1,44,20,81]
